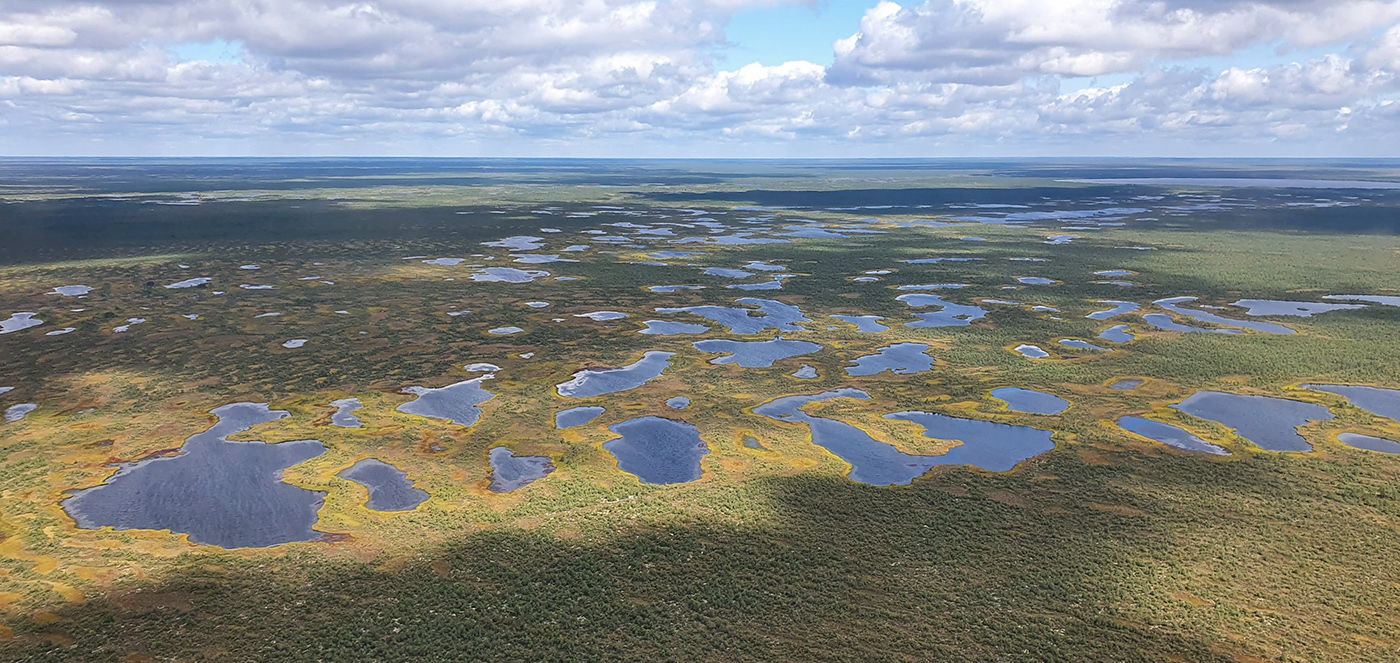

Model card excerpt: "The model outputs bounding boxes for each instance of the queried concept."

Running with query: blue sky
[723,0,874,67]
[2,0,1398,157]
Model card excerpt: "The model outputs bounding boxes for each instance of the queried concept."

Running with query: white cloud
[0,0,1396,155]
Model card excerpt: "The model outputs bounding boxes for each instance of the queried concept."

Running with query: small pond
[885,410,1057,473]
[1336,433,1400,454]
[1155,297,1293,334]
[1097,325,1135,343]
[1085,300,1138,320]
[991,388,1068,415]
[62,403,327,549]
[329,398,364,428]
[1172,391,1333,452]
[397,377,496,428]
[338,459,429,511]
[556,351,674,398]
[555,406,605,429]
[667,396,691,410]
[1,312,43,334]
[845,343,934,376]
[657,298,810,335]
[639,320,710,335]
[487,447,557,492]
[471,268,551,283]
[1013,344,1049,359]
[1142,313,1242,334]
[1301,384,1400,421]
[5,403,37,423]
[1116,417,1229,455]
[693,339,821,368]
[1229,299,1364,317]
[896,295,987,328]
[1110,378,1144,391]
[603,417,709,484]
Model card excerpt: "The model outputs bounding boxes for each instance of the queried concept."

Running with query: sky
[2,0,1399,157]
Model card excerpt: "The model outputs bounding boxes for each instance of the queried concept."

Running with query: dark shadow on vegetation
[10,448,1376,662]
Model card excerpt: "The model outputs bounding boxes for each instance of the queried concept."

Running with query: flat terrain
[1,159,1398,662]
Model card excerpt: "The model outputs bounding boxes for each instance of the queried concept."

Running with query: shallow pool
[991,388,1068,415]
[1116,417,1229,455]
[556,351,674,398]
[555,406,605,429]
[845,343,935,376]
[62,403,327,549]
[397,377,496,428]
[603,417,709,484]
[693,339,821,368]
[488,447,557,492]
[1172,391,1332,452]
[338,459,429,511]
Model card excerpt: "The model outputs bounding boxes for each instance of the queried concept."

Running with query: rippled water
[556,351,674,398]
[603,417,709,484]
[339,459,429,511]
[63,403,327,549]
[1116,417,1229,455]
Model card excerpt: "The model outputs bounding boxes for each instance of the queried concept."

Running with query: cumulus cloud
[0,0,1397,155]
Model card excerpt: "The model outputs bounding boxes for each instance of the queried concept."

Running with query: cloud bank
[1,0,1397,155]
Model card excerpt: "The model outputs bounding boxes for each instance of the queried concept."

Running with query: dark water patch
[556,351,674,397]
[397,377,496,428]
[1086,300,1138,320]
[845,343,934,376]
[896,294,987,327]
[741,435,765,449]
[1336,433,1400,454]
[657,298,810,335]
[338,459,429,511]
[603,417,709,484]
[703,267,753,278]
[1229,299,1365,317]
[62,403,327,549]
[1142,313,1242,334]
[555,406,605,429]
[329,398,364,428]
[1155,297,1294,334]
[1172,391,1333,452]
[1324,294,1400,307]
[4,403,38,423]
[639,320,710,335]
[1013,344,1049,359]
[470,267,551,283]
[884,411,1056,473]
[1,312,43,334]
[693,339,821,368]
[487,447,557,492]
[991,388,1069,415]
[1116,417,1229,455]
[1301,384,1400,421]
[1097,324,1131,344]
[1110,379,1144,391]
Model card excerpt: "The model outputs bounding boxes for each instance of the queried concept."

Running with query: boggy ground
[2,160,1400,661]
